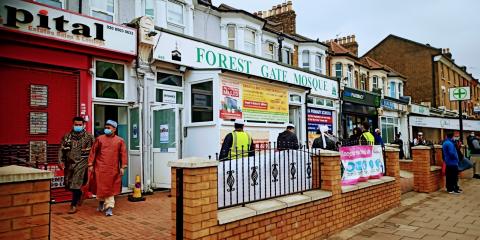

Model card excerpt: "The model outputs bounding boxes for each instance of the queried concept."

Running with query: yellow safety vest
[230,131,251,159]
[361,132,375,146]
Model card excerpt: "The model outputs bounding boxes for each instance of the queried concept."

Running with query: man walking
[442,132,461,194]
[219,119,255,160]
[277,123,299,150]
[88,120,127,216]
[59,117,94,214]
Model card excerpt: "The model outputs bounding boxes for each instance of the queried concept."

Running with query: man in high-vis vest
[219,119,255,160]
[359,122,375,146]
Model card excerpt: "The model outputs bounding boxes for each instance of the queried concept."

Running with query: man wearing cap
[88,120,127,216]
[413,132,432,146]
[277,124,299,150]
[219,119,255,160]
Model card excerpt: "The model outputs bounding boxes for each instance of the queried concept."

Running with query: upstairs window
[91,0,115,22]
[145,0,154,19]
[360,74,367,90]
[398,83,403,97]
[95,60,125,100]
[335,63,342,81]
[281,47,292,65]
[389,81,396,97]
[244,29,256,54]
[346,65,353,87]
[227,25,236,49]
[167,0,184,33]
[372,76,379,89]
[315,54,322,73]
[36,0,64,8]
[302,50,310,70]
[264,42,275,60]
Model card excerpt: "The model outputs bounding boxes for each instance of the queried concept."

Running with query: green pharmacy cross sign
[449,87,470,101]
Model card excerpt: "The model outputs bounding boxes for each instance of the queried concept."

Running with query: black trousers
[445,165,459,192]
[71,189,82,207]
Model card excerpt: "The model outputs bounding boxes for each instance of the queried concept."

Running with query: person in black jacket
[276,124,299,150]
[312,125,337,151]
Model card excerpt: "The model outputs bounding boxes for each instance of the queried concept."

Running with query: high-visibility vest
[230,131,251,159]
[361,132,375,146]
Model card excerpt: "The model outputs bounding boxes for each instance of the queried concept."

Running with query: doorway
[289,105,302,141]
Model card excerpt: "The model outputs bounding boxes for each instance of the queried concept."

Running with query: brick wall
[170,149,401,239]
[365,35,441,106]
[411,146,442,193]
[399,160,414,172]
[0,180,51,239]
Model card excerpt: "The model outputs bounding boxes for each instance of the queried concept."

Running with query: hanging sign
[449,87,470,101]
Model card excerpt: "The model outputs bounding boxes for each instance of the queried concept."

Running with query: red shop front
[0,0,136,202]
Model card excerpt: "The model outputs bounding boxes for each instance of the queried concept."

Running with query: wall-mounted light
[178,65,187,73]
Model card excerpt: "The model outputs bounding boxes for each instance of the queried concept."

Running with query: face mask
[73,126,84,132]
[104,129,113,135]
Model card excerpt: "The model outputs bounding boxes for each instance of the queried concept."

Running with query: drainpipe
[78,0,82,14]
[305,88,311,147]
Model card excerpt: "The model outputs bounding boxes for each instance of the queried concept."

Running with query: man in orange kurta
[88,120,127,217]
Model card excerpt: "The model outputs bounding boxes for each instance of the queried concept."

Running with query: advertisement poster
[307,108,333,145]
[242,82,288,122]
[220,79,243,119]
[160,124,169,143]
[340,145,384,186]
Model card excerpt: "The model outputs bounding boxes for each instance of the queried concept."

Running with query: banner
[220,78,288,122]
[340,145,384,186]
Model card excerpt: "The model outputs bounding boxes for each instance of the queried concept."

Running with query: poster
[307,108,333,145]
[220,79,243,119]
[30,85,48,107]
[242,82,288,122]
[29,141,47,162]
[160,124,169,143]
[340,145,384,186]
[30,112,48,134]
[132,124,138,139]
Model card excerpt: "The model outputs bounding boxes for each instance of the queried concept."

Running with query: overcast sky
[211,0,480,79]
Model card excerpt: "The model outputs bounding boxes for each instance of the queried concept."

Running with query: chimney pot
[342,37,347,44]
[276,4,282,14]
[352,35,356,42]
[346,36,351,43]
[282,3,287,13]
[287,1,293,11]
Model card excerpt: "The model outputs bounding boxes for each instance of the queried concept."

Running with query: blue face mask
[73,126,84,132]
[104,129,113,135]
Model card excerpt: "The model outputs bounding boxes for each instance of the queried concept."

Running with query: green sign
[449,87,470,101]
[342,87,381,107]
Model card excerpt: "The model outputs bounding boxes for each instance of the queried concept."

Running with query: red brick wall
[171,150,401,239]
[399,160,414,172]
[365,36,441,106]
[0,180,51,239]
[411,147,441,193]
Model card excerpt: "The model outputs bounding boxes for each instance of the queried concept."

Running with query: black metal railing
[217,142,321,209]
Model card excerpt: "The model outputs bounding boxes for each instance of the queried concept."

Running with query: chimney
[255,1,297,35]
[338,34,359,57]
[443,47,452,59]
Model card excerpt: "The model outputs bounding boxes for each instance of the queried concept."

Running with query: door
[128,106,142,189]
[152,106,180,188]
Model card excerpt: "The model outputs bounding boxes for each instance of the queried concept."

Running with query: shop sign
[409,116,480,131]
[381,99,407,112]
[0,0,136,55]
[449,87,470,101]
[410,104,430,116]
[340,145,384,186]
[154,31,338,98]
[219,78,288,122]
[307,108,333,132]
[342,87,380,107]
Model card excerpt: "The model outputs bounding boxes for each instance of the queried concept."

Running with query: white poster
[160,124,169,143]
[162,90,177,104]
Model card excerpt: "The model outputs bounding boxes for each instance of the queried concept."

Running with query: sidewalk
[329,179,480,240]
[51,191,171,240]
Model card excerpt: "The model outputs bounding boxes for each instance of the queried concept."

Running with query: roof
[363,34,442,57]
[383,65,407,80]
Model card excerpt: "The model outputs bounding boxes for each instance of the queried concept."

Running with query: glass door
[128,105,142,189]
[151,105,180,188]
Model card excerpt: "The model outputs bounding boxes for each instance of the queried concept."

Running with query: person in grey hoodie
[276,124,299,150]
[468,132,480,179]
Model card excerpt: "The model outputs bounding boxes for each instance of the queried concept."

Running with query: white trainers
[105,207,113,216]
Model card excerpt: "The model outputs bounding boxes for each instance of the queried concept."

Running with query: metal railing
[217,142,321,209]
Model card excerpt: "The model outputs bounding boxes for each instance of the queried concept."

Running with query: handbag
[458,157,473,172]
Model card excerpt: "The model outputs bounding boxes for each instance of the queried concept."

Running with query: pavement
[329,178,480,240]
[50,191,171,240]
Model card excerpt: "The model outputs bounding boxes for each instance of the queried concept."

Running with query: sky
[211,0,480,79]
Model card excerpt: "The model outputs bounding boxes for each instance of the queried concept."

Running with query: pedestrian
[58,116,94,214]
[276,123,299,150]
[442,131,461,194]
[312,125,337,151]
[413,132,432,146]
[88,120,128,216]
[391,133,405,159]
[359,122,375,146]
[347,127,362,146]
[374,128,385,149]
[219,119,255,160]
[468,132,480,179]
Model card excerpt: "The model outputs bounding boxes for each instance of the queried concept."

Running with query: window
[145,0,154,19]
[227,25,236,49]
[95,60,125,99]
[360,74,366,90]
[398,83,403,97]
[244,29,256,54]
[372,76,378,89]
[389,81,396,97]
[335,63,342,81]
[381,117,398,143]
[191,81,213,122]
[281,47,292,65]
[91,0,115,22]
[315,54,322,73]
[302,50,310,70]
[307,96,334,108]
[265,42,275,60]
[346,65,353,87]
[36,0,64,8]
[167,0,184,33]
[157,72,182,87]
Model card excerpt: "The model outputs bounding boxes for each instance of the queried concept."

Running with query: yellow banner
[242,82,288,122]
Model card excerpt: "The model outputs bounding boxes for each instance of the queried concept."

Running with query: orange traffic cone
[128,175,146,202]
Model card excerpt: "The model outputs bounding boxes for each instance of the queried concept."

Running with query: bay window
[91,0,115,22]
[227,25,236,49]
[390,81,396,97]
[302,50,310,70]
[167,0,185,33]
[372,76,378,89]
[315,54,322,73]
[244,29,256,54]
[335,63,342,81]
[346,65,353,87]
[265,42,275,60]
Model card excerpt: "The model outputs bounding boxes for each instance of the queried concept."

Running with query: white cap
[287,123,295,128]
[234,119,245,125]
[319,125,329,133]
